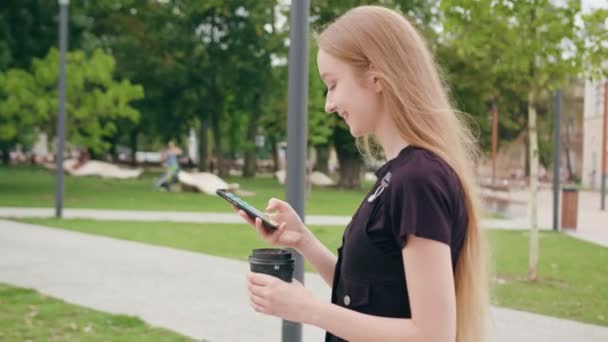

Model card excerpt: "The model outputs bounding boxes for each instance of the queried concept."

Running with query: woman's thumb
[266,198,287,211]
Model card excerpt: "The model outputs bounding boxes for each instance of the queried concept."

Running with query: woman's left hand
[247,272,321,324]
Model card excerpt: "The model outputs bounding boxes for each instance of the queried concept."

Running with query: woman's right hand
[234,198,310,251]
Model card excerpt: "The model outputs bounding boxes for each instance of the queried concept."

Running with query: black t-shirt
[368,145,467,269]
[326,145,468,341]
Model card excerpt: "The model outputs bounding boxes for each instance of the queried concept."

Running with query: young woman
[236,5,489,342]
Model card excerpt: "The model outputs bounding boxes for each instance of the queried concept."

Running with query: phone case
[216,189,279,230]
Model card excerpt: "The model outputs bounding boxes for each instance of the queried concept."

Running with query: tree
[308,36,337,174]
[225,1,287,178]
[88,0,194,163]
[150,0,284,177]
[258,33,336,176]
[260,63,289,172]
[0,0,57,71]
[0,69,46,163]
[0,0,164,163]
[435,42,527,155]
[0,48,143,156]
[441,0,608,280]
[0,0,69,163]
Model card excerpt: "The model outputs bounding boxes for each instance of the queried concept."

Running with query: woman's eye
[328,84,336,91]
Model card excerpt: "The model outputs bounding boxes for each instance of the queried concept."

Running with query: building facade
[582,80,606,190]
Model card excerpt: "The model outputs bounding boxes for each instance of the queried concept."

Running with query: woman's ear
[368,65,383,93]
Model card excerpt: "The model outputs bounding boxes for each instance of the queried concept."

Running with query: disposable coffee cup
[249,248,295,282]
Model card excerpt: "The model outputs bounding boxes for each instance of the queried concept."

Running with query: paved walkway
[1,204,606,247]
[1,219,607,341]
[0,207,353,226]
[508,189,608,247]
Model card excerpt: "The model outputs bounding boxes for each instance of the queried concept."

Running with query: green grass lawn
[490,230,608,326]
[0,165,371,215]
[0,283,196,341]
[18,218,608,327]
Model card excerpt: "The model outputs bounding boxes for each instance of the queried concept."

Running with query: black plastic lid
[250,248,294,262]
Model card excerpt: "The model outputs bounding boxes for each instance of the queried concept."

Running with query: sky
[583,0,608,12]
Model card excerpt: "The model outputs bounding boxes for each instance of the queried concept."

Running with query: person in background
[72,147,90,170]
[156,141,182,191]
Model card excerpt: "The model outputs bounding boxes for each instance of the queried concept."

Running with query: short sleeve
[386,167,453,250]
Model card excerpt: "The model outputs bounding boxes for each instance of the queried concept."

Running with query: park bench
[479,183,527,218]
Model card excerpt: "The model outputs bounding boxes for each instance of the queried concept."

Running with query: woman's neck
[374,115,409,161]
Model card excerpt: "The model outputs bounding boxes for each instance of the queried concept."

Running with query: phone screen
[223,191,265,217]
[218,190,278,229]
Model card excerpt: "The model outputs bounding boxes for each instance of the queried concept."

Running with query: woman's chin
[349,126,368,138]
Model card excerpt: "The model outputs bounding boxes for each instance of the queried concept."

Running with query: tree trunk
[314,144,330,174]
[491,102,499,185]
[564,117,575,181]
[333,123,363,189]
[109,138,118,163]
[269,135,279,172]
[129,129,138,166]
[1,145,9,165]
[337,154,363,189]
[524,134,530,178]
[199,119,209,172]
[528,91,539,282]
[89,149,100,160]
[243,92,262,178]
[211,112,226,178]
[207,14,225,177]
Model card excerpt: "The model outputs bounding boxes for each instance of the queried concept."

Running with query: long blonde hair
[318,6,490,342]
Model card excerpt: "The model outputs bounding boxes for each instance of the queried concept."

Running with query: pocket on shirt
[337,278,371,308]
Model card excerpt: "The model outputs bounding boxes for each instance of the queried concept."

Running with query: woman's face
[316,49,383,138]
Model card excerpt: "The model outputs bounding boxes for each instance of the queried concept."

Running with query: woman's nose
[325,98,337,113]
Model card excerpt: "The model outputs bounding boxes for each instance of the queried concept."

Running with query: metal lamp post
[55,0,69,218]
[284,0,309,341]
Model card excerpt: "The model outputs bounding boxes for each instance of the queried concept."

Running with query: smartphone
[216,189,279,231]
